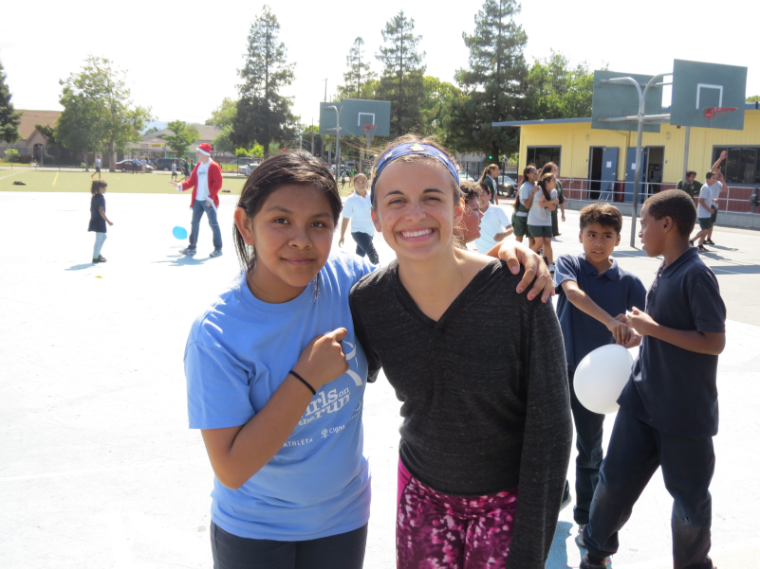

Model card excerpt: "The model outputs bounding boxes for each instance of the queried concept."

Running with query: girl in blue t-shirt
[184,152,550,569]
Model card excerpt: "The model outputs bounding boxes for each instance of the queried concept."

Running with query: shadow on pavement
[710,264,760,274]
[65,263,96,271]
[153,254,212,266]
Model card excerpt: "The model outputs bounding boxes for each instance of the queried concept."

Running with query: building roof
[142,124,221,143]
[493,102,760,128]
[17,110,61,140]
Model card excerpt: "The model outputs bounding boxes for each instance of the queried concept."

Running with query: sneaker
[96,256,107,263]
[92,257,101,263]
[698,244,709,252]
[689,238,696,247]
[576,524,587,548]
[580,552,609,569]
[179,247,197,255]
[210,249,223,258]
[705,238,715,245]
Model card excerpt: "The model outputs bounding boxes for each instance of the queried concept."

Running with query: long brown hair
[479,163,498,185]
[537,173,555,201]
[233,152,342,271]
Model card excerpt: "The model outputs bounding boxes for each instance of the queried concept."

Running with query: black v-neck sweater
[350,259,572,568]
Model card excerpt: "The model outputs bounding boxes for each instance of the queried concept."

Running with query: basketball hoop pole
[327,105,342,180]
[682,126,691,189]
[600,72,672,247]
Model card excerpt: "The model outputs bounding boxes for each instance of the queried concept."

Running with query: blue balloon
[172,226,188,240]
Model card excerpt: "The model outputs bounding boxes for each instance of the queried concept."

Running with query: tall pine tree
[376,11,426,137]
[448,0,528,159]
[337,38,376,99]
[233,5,296,157]
[0,60,21,144]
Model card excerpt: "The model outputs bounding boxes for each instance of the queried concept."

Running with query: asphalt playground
[1,190,759,568]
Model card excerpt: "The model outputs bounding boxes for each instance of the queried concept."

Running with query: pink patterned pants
[396,460,518,569]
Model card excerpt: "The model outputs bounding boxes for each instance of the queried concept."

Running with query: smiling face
[478,188,491,211]
[372,160,462,262]
[461,196,483,242]
[580,222,620,264]
[354,176,368,195]
[234,184,335,303]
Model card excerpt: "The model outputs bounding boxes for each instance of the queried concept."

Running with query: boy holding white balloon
[554,203,646,545]
[581,190,726,569]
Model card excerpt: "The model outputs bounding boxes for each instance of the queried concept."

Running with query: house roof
[493,103,760,128]
[142,124,221,143]
[17,110,61,140]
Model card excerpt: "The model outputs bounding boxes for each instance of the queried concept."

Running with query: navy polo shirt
[618,248,726,438]
[554,254,646,371]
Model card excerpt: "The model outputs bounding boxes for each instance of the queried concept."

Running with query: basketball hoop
[364,124,378,149]
[705,107,737,119]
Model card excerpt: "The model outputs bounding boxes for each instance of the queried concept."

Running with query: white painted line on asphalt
[105,512,133,569]
[0,171,23,181]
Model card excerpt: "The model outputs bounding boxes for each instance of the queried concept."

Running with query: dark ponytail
[91,180,107,199]
[537,173,554,201]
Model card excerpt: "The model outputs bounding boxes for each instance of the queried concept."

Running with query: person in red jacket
[171,143,224,257]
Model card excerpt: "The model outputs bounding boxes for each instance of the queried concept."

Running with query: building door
[588,147,604,199]
[600,147,619,201]
[645,146,664,195]
[624,147,648,203]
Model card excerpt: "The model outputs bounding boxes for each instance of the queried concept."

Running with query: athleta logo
[298,387,351,426]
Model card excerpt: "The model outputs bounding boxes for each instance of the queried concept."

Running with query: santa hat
[197,143,212,156]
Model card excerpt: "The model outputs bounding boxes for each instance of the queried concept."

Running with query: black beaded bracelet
[289,370,316,395]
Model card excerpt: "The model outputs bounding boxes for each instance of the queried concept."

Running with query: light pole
[327,105,342,180]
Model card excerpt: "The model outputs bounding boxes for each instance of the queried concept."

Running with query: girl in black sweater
[350,136,572,569]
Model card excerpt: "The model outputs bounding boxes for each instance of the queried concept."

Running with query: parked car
[238,163,257,175]
[115,160,154,172]
[457,171,474,181]
[497,173,518,197]
[154,158,180,171]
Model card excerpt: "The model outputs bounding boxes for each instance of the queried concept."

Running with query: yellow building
[495,103,760,228]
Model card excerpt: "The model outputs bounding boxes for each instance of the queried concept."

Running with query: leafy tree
[375,11,426,137]
[213,124,235,153]
[57,56,151,171]
[748,95,760,103]
[0,60,21,143]
[4,148,20,162]
[525,52,594,119]
[164,120,199,157]
[250,142,264,158]
[207,98,238,127]
[233,6,296,157]
[145,126,160,135]
[337,38,377,99]
[419,76,463,139]
[235,147,251,157]
[448,0,528,158]
[301,125,325,157]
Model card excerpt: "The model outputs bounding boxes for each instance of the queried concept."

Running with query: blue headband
[370,142,460,205]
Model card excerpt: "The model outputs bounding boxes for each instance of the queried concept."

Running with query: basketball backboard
[319,99,391,137]
[670,59,747,130]
[591,70,664,133]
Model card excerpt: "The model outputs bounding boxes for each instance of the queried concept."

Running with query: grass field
[0,168,357,196]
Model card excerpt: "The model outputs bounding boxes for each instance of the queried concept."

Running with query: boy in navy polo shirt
[554,203,646,545]
[581,191,726,569]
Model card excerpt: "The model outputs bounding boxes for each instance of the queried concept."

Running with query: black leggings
[351,232,379,264]
[210,522,368,569]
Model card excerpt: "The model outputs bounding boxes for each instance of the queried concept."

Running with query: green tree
[3,148,20,162]
[213,124,235,153]
[0,61,21,143]
[206,97,237,127]
[525,52,594,119]
[419,76,463,139]
[164,120,199,157]
[57,56,151,171]
[748,95,760,103]
[233,6,296,157]
[375,11,426,137]
[337,38,377,99]
[448,0,528,158]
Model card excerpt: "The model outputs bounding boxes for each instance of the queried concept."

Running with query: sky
[2,0,757,129]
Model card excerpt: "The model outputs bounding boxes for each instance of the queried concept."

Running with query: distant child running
[350,136,571,569]
[339,173,379,264]
[91,156,102,180]
[171,160,179,181]
[88,180,112,263]
[553,203,646,547]
[580,190,727,569]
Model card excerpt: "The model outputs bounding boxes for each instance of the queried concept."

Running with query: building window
[526,146,561,171]
[713,146,760,185]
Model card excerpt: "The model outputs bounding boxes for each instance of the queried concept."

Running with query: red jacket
[179,160,223,207]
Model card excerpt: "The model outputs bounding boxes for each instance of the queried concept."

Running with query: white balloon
[574,344,634,414]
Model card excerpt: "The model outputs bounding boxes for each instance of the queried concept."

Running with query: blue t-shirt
[618,248,726,438]
[184,251,374,541]
[554,254,647,371]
